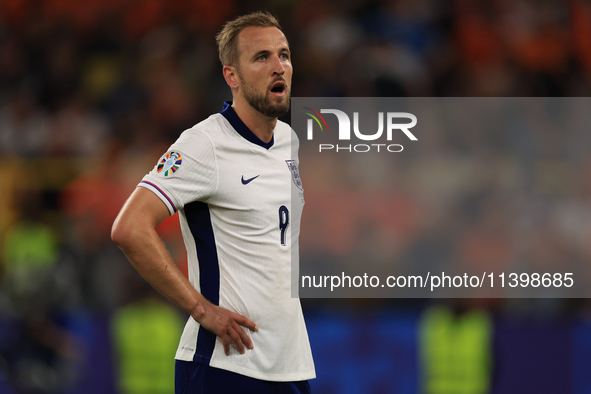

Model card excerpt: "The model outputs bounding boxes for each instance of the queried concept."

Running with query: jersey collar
[220,101,274,150]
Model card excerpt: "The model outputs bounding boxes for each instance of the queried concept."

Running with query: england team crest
[285,160,303,190]
[157,152,183,177]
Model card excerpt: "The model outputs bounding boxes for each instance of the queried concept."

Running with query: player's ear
[223,65,240,90]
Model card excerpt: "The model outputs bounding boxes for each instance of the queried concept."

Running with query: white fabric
[138,112,315,382]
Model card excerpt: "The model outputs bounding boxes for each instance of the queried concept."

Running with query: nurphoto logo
[302,107,418,153]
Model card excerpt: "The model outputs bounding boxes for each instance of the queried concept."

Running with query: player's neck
[232,97,277,143]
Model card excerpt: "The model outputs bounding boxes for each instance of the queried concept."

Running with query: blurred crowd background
[2,0,591,393]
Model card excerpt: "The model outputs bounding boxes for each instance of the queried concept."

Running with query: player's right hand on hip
[194,302,258,355]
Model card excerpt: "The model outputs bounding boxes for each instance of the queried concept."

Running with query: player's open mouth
[270,81,286,97]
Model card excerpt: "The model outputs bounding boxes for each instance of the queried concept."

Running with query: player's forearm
[112,221,207,318]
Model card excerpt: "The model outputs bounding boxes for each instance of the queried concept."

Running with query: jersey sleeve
[138,130,217,215]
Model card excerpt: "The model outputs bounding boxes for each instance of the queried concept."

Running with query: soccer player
[111,11,315,394]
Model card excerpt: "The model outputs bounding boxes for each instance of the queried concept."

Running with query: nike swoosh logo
[241,175,260,185]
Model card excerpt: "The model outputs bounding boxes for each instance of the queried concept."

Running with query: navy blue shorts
[175,360,311,394]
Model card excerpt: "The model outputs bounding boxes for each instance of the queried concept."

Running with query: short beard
[239,73,291,119]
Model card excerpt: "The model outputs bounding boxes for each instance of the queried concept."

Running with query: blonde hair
[216,11,282,67]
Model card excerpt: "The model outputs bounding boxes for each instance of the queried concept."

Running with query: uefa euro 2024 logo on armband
[302,107,417,153]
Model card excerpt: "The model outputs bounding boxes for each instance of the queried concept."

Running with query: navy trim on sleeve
[140,181,177,213]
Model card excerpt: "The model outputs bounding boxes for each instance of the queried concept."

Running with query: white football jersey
[138,102,315,382]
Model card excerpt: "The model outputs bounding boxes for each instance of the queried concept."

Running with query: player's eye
[280,53,289,60]
[257,55,266,61]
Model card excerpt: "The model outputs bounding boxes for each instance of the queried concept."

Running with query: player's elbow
[111,214,134,249]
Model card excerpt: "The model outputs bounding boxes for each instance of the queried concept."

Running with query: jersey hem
[205,358,315,382]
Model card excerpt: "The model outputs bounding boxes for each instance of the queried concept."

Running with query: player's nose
[271,55,285,75]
